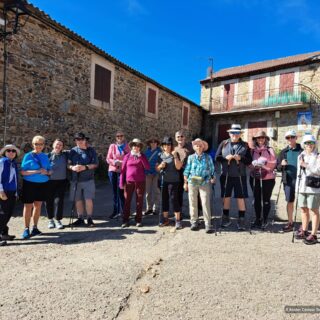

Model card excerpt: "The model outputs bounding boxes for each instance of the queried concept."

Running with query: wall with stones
[0,14,203,157]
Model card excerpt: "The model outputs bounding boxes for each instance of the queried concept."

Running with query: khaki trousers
[145,174,160,211]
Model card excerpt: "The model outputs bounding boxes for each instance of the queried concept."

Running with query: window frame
[145,83,159,119]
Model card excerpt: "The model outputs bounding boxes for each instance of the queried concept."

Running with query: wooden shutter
[223,83,235,110]
[280,72,294,93]
[253,77,266,101]
[182,105,189,127]
[94,64,111,103]
[147,88,157,114]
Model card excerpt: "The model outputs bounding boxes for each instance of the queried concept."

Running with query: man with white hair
[277,130,302,232]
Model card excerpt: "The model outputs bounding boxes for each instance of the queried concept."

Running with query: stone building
[0,2,203,155]
[200,51,320,152]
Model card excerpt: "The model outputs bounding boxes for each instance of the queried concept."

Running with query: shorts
[220,175,248,198]
[69,180,95,201]
[22,180,48,204]
[284,181,296,203]
[297,193,320,209]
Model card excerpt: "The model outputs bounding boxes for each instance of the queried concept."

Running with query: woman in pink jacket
[249,131,277,229]
[119,139,150,228]
[106,131,130,219]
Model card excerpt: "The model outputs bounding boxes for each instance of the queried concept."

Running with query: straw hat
[252,130,270,141]
[0,144,20,157]
[192,138,209,151]
[129,138,143,149]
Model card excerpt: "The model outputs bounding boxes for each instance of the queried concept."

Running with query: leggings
[161,182,180,212]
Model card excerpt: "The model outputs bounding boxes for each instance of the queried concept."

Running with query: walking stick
[292,164,303,243]
[69,172,79,229]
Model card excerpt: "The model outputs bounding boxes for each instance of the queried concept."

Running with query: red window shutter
[183,106,189,126]
[94,64,111,103]
[280,72,294,93]
[223,83,235,109]
[253,77,266,100]
[148,88,157,114]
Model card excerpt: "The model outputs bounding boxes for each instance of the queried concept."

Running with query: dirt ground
[0,178,319,320]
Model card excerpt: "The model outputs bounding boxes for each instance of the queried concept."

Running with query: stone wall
[0,13,203,157]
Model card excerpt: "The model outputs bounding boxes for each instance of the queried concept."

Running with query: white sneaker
[55,220,64,229]
[48,219,55,229]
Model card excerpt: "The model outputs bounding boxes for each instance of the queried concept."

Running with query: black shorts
[220,175,248,198]
[284,181,296,203]
[22,180,49,204]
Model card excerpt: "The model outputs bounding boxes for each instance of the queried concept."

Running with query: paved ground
[0,177,319,320]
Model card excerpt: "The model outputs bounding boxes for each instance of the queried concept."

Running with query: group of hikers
[0,124,319,246]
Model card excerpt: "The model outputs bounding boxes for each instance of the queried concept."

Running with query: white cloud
[126,0,149,16]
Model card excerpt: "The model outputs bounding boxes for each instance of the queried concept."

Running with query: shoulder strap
[148,149,158,162]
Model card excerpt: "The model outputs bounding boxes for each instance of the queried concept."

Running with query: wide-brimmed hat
[146,137,160,146]
[252,130,270,141]
[302,134,316,147]
[74,132,89,140]
[161,136,173,146]
[192,138,209,151]
[285,130,297,138]
[227,124,244,133]
[0,144,20,157]
[129,138,143,149]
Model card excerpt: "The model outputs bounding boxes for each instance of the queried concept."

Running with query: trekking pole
[292,163,303,243]
[219,162,229,234]
[69,172,79,229]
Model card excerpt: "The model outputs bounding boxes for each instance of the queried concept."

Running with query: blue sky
[29,0,320,104]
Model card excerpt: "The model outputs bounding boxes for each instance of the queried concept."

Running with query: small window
[147,88,157,114]
[145,83,159,118]
[182,103,190,129]
[94,64,111,103]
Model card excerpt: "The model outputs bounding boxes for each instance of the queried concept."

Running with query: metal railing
[209,84,320,113]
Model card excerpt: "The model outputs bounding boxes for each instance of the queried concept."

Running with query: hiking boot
[48,219,55,229]
[70,218,85,227]
[136,222,143,227]
[30,227,42,237]
[237,217,246,231]
[121,222,130,228]
[282,222,293,233]
[175,220,182,230]
[221,215,231,228]
[55,220,64,230]
[251,219,262,229]
[159,219,170,227]
[22,228,30,240]
[190,222,199,231]
[295,229,309,240]
[87,217,95,227]
[303,234,318,245]
[0,240,7,246]
[1,234,15,241]
[144,210,153,216]
[205,224,213,234]
[261,219,269,230]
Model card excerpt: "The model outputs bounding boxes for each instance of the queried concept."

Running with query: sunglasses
[6,149,17,153]
[286,136,296,140]
[116,135,124,138]
[132,144,140,147]
[304,141,315,145]
[75,138,85,141]
[256,137,266,139]
[34,143,44,146]
[229,132,240,135]
[150,141,157,143]
[177,135,184,138]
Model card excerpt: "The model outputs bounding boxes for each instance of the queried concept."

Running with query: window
[182,103,190,129]
[145,83,159,118]
[90,54,114,109]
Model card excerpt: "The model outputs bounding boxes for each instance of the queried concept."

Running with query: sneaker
[190,222,199,231]
[282,222,293,233]
[159,219,170,227]
[136,222,143,227]
[261,219,269,230]
[144,210,153,216]
[121,222,129,228]
[175,221,182,230]
[295,229,310,240]
[55,220,64,230]
[70,218,85,227]
[1,234,16,241]
[303,234,318,245]
[30,227,42,237]
[251,219,262,229]
[205,224,213,234]
[22,228,30,240]
[109,212,120,219]
[0,240,7,246]
[221,215,231,228]
[237,217,246,231]
[87,217,95,227]
[48,219,55,229]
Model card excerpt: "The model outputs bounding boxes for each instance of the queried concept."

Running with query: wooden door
[217,123,231,145]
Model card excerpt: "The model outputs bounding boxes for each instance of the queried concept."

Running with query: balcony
[209,84,320,115]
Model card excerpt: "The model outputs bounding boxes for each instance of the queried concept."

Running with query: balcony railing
[209,84,320,113]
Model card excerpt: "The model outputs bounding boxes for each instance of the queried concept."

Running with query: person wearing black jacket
[215,124,252,230]
[277,130,302,232]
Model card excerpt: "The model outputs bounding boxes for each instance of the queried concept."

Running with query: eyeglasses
[229,132,240,135]
[5,149,16,153]
[304,141,315,145]
[116,135,124,138]
[286,136,296,140]
[34,143,44,146]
